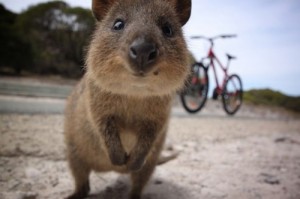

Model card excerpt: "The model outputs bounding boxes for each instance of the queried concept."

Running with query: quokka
[64,0,191,198]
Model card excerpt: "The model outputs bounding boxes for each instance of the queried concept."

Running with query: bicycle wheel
[222,74,243,115]
[180,63,209,113]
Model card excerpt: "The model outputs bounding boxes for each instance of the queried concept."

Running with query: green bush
[244,89,300,112]
[0,1,95,78]
[0,4,33,74]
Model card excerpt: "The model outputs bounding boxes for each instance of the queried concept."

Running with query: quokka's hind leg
[66,154,91,199]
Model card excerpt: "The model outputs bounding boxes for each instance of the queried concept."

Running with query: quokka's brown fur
[64,0,191,198]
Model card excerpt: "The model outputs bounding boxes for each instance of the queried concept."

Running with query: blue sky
[2,0,300,96]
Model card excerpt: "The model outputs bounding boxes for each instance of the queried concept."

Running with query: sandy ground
[1,101,300,199]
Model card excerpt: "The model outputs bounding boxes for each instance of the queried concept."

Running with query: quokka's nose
[129,37,158,74]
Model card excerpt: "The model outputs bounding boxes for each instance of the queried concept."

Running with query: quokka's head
[86,0,191,97]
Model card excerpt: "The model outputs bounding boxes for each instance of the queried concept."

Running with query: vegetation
[0,1,94,78]
[0,4,32,74]
[244,89,300,113]
[1,1,197,79]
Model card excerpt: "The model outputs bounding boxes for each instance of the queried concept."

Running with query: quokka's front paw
[109,148,128,166]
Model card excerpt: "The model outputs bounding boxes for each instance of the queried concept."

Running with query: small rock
[264,178,280,185]
[274,137,300,145]
[154,179,163,185]
[274,137,287,143]
[260,173,280,185]
[22,192,38,199]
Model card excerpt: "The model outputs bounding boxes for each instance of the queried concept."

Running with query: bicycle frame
[191,34,237,96]
[206,47,230,95]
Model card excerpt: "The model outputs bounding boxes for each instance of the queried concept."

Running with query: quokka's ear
[92,0,117,21]
[167,0,191,26]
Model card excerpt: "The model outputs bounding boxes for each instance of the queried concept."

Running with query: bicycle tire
[222,74,243,115]
[180,63,209,113]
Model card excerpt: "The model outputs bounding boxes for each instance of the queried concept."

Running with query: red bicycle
[180,34,243,115]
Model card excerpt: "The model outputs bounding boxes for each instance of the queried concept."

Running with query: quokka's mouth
[132,71,146,77]
[131,69,160,78]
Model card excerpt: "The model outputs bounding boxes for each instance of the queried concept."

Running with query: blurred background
[0,0,299,114]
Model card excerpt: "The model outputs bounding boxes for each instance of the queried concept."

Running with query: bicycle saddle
[226,53,236,60]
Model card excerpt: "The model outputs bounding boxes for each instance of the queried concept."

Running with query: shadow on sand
[88,176,192,199]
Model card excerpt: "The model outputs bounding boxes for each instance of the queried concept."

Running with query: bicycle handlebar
[191,34,237,41]
[190,34,237,47]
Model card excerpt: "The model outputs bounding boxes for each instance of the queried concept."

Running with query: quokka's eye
[112,19,125,31]
[162,23,173,37]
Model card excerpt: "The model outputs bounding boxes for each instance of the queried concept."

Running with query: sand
[1,101,300,199]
